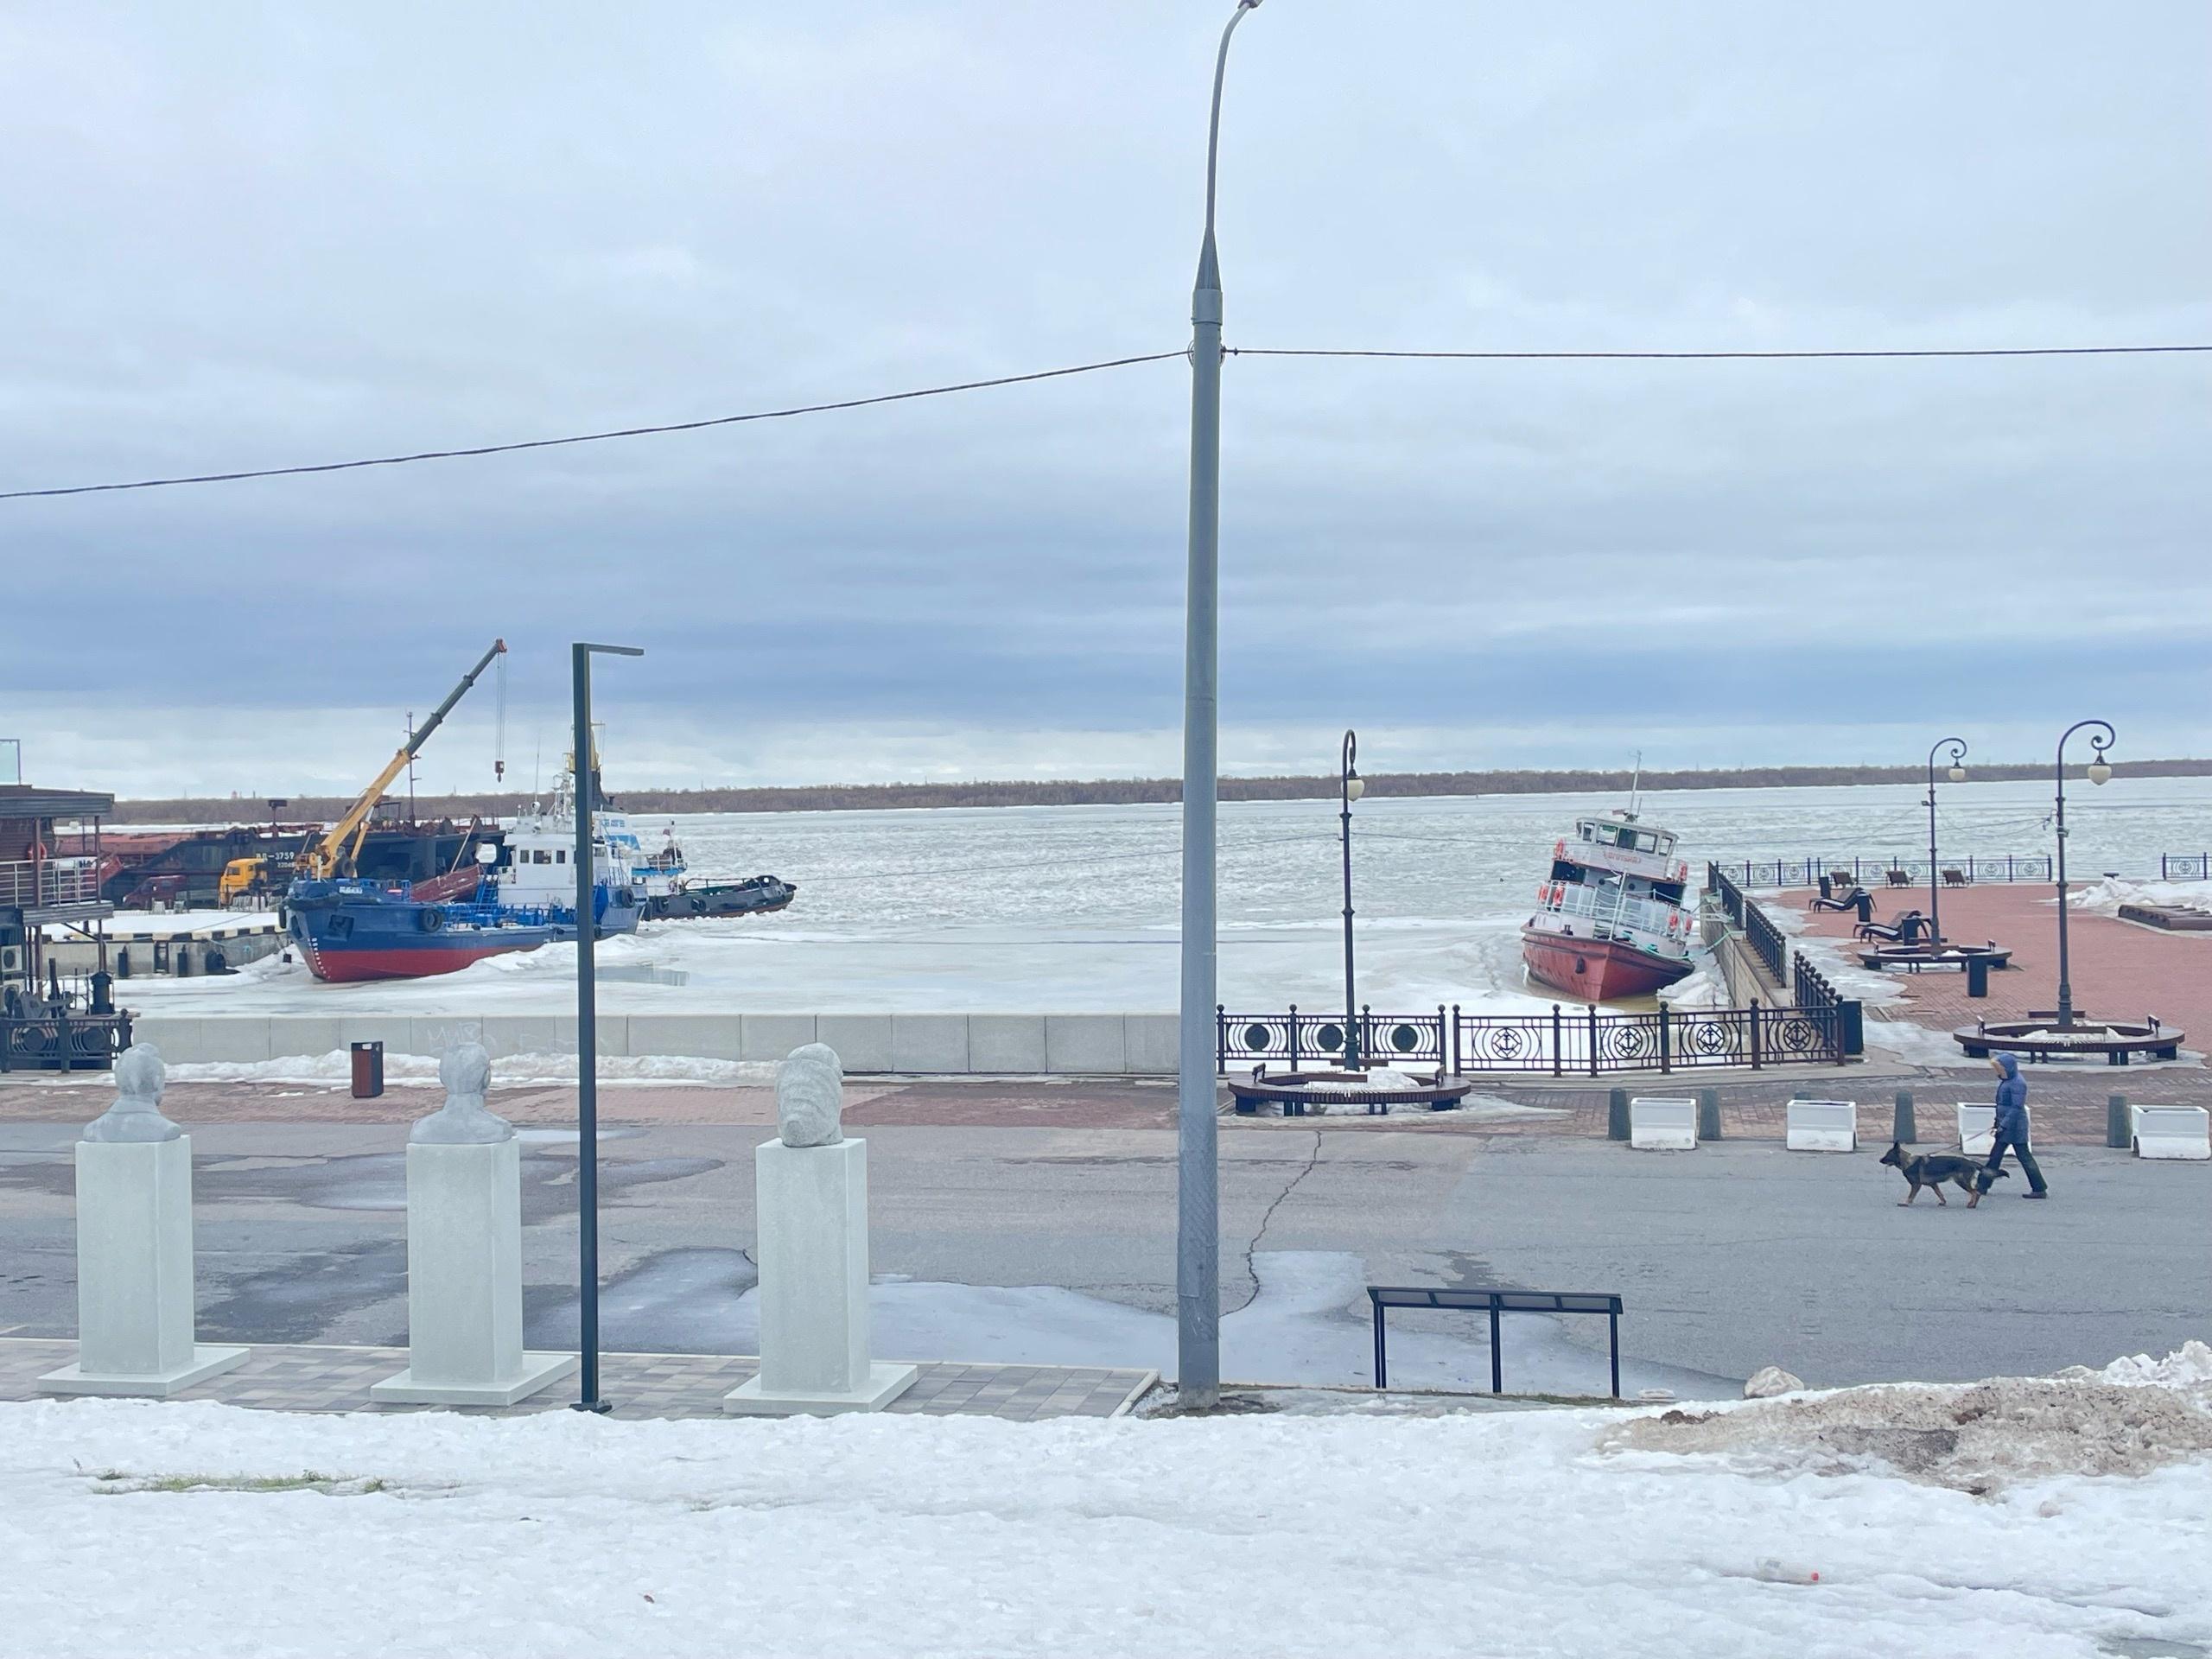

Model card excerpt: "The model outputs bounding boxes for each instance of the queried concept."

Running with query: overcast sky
[3,2,2206,798]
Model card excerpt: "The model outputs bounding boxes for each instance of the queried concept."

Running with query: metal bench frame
[1366,1286,1623,1398]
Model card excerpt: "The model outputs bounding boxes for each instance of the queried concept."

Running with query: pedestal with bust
[724,1044,918,1415]
[371,1043,577,1406]
[40,1046,251,1396]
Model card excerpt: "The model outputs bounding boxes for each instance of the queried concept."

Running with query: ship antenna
[1628,750,1642,819]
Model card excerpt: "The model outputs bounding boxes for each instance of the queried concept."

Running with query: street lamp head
[1947,764,1967,784]
[2087,760,2112,786]
[1344,776,1365,803]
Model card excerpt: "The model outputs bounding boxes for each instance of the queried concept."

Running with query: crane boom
[297,639,508,880]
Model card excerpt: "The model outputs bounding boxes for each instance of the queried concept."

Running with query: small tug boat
[1521,809,1698,1001]
[609,821,799,921]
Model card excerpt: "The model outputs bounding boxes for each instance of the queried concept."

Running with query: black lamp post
[2052,718,2115,1031]
[1924,737,1967,944]
[1338,729,1363,1070]
[571,640,643,1414]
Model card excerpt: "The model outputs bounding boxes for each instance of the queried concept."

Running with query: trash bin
[1966,955,1991,999]
[351,1039,385,1099]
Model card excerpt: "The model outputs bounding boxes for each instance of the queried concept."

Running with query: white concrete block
[968,1014,1048,1073]
[1046,1014,1127,1075]
[1123,1014,1179,1076]
[817,1015,894,1073]
[723,1137,916,1416]
[891,1014,969,1074]
[128,1018,209,1065]
[267,1015,348,1062]
[372,1140,575,1406]
[2131,1104,2210,1161]
[741,1014,820,1063]
[40,1137,248,1397]
[1630,1096,1699,1151]
[1786,1099,1858,1153]
[626,1014,740,1061]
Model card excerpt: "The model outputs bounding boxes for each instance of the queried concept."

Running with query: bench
[1956,1103,2031,1157]
[1366,1286,1623,1398]
[2130,1104,2211,1161]
[1785,1098,1857,1153]
[1629,1096,1698,1150]
[1942,868,1970,887]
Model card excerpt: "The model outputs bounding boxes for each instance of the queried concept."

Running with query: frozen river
[118,775,2210,1016]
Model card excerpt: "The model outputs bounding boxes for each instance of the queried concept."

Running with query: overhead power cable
[0,351,1185,501]
[5,340,2206,501]
[1229,345,2212,361]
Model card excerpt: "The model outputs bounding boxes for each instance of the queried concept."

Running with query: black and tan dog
[1879,1141,2005,1206]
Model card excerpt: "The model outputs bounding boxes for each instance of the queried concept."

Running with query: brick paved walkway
[1789,883,2212,1046]
[0,1338,1153,1421]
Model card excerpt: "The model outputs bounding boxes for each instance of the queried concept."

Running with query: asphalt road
[1,1117,2201,1390]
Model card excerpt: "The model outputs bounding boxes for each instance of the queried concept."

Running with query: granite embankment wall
[130,1012,1180,1076]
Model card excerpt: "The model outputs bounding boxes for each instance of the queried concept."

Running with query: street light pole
[1339,730,1363,1070]
[2052,719,2115,1031]
[1177,0,1262,1411]
[571,640,643,1414]
[1924,737,1967,944]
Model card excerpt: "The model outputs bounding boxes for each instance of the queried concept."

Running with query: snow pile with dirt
[164,1051,777,1088]
[1606,1345,2212,1495]
[6,1351,2211,1657]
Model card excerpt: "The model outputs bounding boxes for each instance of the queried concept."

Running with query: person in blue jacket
[1970,1052,2048,1205]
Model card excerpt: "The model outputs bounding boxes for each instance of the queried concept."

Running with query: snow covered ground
[6,1344,2208,1657]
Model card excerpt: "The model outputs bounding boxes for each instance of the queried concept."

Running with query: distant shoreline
[104,758,2212,826]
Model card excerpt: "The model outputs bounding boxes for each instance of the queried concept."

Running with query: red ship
[1521,810,1698,1002]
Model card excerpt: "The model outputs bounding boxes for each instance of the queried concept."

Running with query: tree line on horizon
[104,757,2212,826]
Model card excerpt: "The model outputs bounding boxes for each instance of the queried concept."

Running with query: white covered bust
[776,1043,845,1147]
[410,1041,513,1144]
[83,1045,181,1143]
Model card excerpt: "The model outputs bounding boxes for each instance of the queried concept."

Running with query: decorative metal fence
[0,1010,133,1072]
[1745,900,1788,983]
[1717,854,2055,890]
[1217,1001,1845,1077]
[1790,956,1864,1058]
[2162,854,2211,881]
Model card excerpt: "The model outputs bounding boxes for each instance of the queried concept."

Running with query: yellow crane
[294,639,508,881]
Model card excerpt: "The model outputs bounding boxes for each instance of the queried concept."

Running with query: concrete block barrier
[2130,1104,2211,1161]
[967,1015,1048,1073]
[1785,1099,1858,1153]
[1629,1096,1698,1151]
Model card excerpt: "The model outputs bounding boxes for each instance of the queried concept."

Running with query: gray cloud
[3,2,2206,794]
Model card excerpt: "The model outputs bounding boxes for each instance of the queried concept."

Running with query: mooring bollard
[1697,1089,1722,1141]
[2107,1093,2132,1149]
[1892,1090,1916,1144]
[1606,1087,1630,1141]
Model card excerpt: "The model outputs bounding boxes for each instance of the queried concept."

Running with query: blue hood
[1993,1052,2029,1134]
[1995,1053,2019,1081]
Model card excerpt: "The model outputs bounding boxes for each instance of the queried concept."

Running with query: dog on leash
[1879,1141,2005,1206]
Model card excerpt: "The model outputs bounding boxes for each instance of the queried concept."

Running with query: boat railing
[1548,883,1679,940]
[0,858,104,908]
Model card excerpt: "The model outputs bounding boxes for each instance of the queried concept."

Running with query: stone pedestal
[39,1138,249,1397]
[724,1137,917,1415]
[372,1139,575,1406]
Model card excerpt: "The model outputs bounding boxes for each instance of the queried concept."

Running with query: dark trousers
[1980,1130,2048,1194]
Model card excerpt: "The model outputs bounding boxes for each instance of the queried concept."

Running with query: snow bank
[1606,1351,2212,1494]
[2069,875,2212,918]
[164,1051,777,1088]
[6,1351,2211,1657]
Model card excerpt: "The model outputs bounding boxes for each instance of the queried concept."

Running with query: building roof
[0,785,116,819]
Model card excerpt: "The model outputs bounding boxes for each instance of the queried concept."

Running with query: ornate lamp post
[1924,737,1967,943]
[1338,730,1364,1070]
[1175,0,1265,1411]
[2052,719,2115,1030]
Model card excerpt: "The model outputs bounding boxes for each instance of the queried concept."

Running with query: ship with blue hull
[289,771,643,983]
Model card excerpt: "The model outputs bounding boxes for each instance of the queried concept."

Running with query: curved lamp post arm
[1198,1,1263,289]
[1925,736,1966,942]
